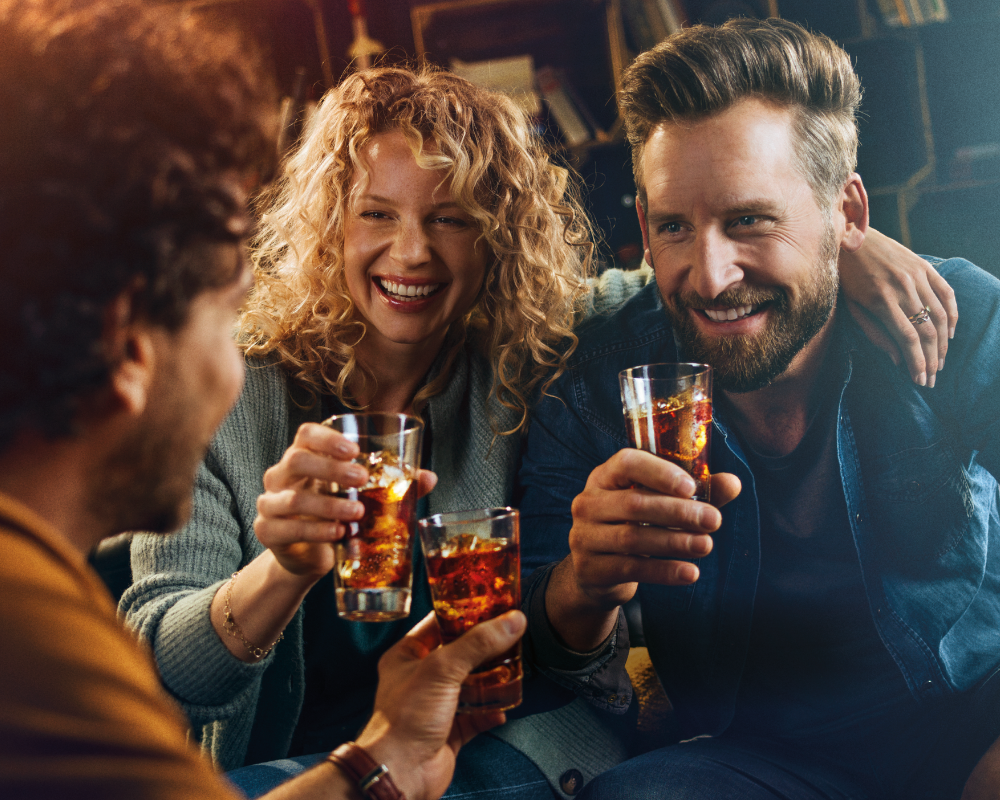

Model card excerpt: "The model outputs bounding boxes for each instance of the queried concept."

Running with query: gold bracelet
[223,570,284,660]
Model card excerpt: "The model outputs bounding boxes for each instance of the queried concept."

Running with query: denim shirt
[517,257,1000,741]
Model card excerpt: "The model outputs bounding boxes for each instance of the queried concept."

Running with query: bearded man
[517,18,1000,800]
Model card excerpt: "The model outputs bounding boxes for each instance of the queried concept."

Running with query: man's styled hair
[243,65,595,434]
[620,17,862,208]
[0,0,277,449]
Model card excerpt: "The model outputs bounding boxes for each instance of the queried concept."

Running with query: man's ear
[839,173,869,253]
[636,198,653,266]
[104,293,157,417]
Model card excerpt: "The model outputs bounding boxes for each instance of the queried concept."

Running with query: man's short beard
[663,222,840,394]
[89,420,196,536]
[86,360,202,537]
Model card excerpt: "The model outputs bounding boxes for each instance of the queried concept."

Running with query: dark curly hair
[0,0,277,449]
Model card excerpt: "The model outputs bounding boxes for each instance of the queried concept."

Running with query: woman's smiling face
[343,130,489,357]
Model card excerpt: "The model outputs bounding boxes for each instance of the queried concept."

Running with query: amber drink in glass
[322,413,423,621]
[418,507,521,712]
[619,363,712,502]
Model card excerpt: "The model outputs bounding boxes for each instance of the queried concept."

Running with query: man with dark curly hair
[0,1,525,798]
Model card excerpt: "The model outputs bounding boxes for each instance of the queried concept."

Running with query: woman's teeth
[379,279,441,300]
[705,304,756,322]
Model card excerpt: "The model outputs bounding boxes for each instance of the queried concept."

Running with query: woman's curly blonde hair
[241,65,596,434]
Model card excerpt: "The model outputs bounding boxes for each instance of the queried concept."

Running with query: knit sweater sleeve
[120,362,290,725]
[582,263,655,319]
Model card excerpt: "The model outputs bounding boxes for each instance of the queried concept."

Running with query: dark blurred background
[207,0,1000,276]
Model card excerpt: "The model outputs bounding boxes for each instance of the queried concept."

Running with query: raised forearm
[544,556,622,653]
[209,550,320,662]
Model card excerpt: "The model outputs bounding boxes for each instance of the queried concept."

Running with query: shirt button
[608,694,617,703]
[560,769,584,796]
[856,513,863,524]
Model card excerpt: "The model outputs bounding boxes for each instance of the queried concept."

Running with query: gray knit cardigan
[122,267,652,798]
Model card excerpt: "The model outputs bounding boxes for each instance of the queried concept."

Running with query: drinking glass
[418,507,522,713]
[322,413,423,621]
[619,363,713,502]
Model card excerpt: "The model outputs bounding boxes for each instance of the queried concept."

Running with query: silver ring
[907,306,931,326]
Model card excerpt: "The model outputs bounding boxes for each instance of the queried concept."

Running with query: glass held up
[619,363,713,502]
[418,507,522,713]
[321,413,424,622]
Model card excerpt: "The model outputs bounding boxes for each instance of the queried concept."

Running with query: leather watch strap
[328,741,405,800]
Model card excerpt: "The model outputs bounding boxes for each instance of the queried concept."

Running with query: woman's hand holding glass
[209,422,437,663]
[254,422,367,579]
[255,422,437,578]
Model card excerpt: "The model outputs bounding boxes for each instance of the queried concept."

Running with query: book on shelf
[950,143,1000,183]
[873,0,948,27]
[535,66,595,147]
[920,0,949,23]
[621,0,685,52]
[449,54,542,118]
[621,0,658,52]
[652,0,686,33]
[640,0,671,43]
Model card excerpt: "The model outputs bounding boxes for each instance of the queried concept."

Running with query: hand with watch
[262,610,527,800]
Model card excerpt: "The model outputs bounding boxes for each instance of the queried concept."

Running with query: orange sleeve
[0,528,240,800]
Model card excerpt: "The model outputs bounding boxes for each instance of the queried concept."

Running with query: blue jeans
[227,733,555,800]
[579,735,868,800]
[582,667,1000,800]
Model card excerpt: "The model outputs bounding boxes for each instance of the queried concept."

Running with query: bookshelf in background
[776,0,1000,276]
[411,0,621,153]
[406,0,999,273]
[873,0,950,27]
[411,0,646,265]
[684,0,776,25]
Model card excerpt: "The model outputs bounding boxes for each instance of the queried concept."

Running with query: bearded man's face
[639,100,844,393]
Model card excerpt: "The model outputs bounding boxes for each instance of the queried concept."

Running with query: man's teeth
[379,279,441,299]
[704,304,756,322]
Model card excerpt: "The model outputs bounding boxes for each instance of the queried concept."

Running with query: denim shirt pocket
[870,439,975,563]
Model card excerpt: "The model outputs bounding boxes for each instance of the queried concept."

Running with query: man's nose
[390,220,432,268]
[688,228,744,300]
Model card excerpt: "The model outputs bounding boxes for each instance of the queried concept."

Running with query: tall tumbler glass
[322,413,424,621]
[619,363,713,502]
[418,507,522,713]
